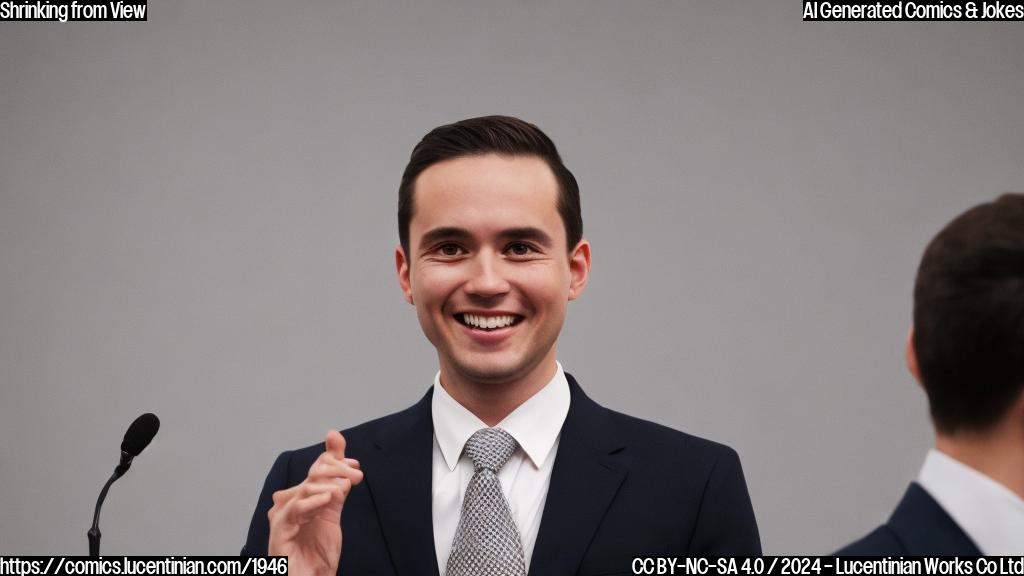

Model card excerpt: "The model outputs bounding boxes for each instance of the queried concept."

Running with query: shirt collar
[431,362,570,472]
[917,448,1024,555]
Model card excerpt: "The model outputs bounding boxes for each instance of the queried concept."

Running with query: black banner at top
[803,0,1024,20]
[0,0,147,22]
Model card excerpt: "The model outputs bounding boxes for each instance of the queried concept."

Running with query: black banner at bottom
[631,557,1024,576]
[0,557,286,576]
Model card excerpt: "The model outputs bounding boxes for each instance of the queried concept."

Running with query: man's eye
[438,244,462,256]
[508,243,533,256]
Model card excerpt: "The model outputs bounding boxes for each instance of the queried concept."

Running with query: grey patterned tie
[445,427,527,576]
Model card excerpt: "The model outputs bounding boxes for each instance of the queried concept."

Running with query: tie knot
[464,427,518,472]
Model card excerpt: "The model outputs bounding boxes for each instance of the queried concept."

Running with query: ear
[567,239,591,301]
[395,245,414,305]
[906,326,923,387]
[1010,388,1024,423]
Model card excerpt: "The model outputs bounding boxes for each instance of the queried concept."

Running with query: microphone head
[120,413,160,457]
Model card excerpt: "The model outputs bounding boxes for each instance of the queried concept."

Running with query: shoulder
[565,370,744,479]
[598,406,750,510]
[271,392,431,483]
[836,526,906,556]
[600,405,741,467]
[835,483,982,556]
[571,386,761,554]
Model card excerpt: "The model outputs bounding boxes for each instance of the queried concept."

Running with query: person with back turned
[838,194,1024,555]
[242,115,761,574]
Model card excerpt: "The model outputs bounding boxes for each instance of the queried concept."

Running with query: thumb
[325,429,347,459]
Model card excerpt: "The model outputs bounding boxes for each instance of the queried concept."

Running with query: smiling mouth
[455,313,524,331]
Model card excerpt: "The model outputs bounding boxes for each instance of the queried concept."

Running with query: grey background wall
[2,1,1022,555]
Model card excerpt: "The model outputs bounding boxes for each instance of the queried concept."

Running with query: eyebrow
[418,227,473,250]
[417,226,555,251]
[501,227,554,248]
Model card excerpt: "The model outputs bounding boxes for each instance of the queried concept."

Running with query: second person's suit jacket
[837,483,981,556]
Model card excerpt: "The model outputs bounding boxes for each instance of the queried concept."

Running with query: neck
[439,354,558,426]
[935,419,1024,500]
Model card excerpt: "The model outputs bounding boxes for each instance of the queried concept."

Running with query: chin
[452,356,533,386]
[459,365,526,386]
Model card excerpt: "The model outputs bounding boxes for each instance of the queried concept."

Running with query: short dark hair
[398,115,582,256]
[913,193,1024,434]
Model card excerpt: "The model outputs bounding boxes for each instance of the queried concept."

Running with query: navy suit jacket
[243,374,761,574]
[837,483,981,556]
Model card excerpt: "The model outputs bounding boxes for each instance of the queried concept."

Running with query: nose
[463,251,511,298]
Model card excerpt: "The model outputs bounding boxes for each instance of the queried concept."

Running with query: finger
[269,485,313,529]
[310,450,353,470]
[268,476,341,517]
[275,483,337,523]
[312,453,362,477]
[293,481,355,523]
[271,483,302,501]
[308,459,365,484]
[324,430,346,460]
[288,491,334,523]
[297,479,352,503]
[269,484,301,517]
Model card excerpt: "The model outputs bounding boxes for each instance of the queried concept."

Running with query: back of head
[913,193,1024,434]
[397,115,582,257]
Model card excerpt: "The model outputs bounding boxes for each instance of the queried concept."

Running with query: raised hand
[267,430,363,576]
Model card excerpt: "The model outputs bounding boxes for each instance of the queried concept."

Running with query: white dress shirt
[431,362,570,575]
[917,448,1024,554]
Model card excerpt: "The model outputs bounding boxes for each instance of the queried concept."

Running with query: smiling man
[243,116,761,575]
[399,152,586,427]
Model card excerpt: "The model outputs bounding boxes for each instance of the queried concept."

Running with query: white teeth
[461,314,517,330]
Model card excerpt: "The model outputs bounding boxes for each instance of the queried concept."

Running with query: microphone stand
[88,452,133,557]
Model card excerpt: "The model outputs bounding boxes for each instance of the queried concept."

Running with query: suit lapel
[529,375,629,576]
[362,390,441,576]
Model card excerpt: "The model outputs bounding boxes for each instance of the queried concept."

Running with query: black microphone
[88,413,160,556]
[117,412,160,475]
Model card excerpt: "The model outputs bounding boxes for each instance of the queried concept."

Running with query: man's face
[397,154,590,388]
